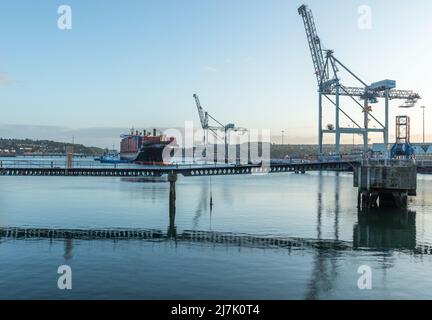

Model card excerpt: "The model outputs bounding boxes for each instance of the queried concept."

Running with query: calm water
[1,158,432,299]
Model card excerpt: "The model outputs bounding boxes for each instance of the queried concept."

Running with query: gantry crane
[193,94,247,163]
[298,4,421,156]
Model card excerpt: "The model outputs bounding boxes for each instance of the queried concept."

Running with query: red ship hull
[120,129,175,164]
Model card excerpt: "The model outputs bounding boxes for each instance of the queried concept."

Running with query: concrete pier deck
[354,160,417,209]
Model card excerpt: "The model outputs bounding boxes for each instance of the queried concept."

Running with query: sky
[0,0,431,148]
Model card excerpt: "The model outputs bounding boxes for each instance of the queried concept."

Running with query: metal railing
[417,160,432,168]
[0,158,246,170]
[0,159,138,169]
[361,158,417,167]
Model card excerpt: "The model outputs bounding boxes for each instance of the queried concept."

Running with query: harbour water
[1,157,432,299]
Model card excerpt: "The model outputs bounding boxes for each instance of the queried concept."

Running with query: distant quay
[0,153,91,158]
[0,138,104,157]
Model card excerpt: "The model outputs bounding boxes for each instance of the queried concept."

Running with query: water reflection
[305,172,425,299]
[2,172,432,300]
[1,175,427,257]
[306,171,340,300]
[354,210,417,250]
[64,238,73,260]
[316,172,323,240]
[334,172,340,240]
[0,226,353,250]
[192,178,210,229]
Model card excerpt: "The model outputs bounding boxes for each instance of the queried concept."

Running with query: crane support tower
[390,115,414,159]
[298,4,420,157]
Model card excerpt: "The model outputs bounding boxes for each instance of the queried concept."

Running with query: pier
[354,160,417,209]
[0,160,356,177]
[0,158,424,211]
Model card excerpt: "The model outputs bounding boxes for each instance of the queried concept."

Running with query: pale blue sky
[0,0,431,147]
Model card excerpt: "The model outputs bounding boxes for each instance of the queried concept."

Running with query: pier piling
[354,161,417,210]
[168,172,177,236]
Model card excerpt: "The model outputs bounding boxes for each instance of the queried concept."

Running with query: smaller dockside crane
[193,94,247,163]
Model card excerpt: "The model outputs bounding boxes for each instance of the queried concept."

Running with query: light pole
[348,125,354,151]
[421,106,426,143]
[281,130,284,145]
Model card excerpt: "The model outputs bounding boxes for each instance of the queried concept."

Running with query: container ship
[120,128,176,165]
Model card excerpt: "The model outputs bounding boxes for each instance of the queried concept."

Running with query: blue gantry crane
[298,4,421,157]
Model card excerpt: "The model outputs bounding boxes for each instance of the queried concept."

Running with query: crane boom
[193,94,208,129]
[324,85,420,100]
[298,4,327,85]
[193,94,248,164]
[193,94,242,131]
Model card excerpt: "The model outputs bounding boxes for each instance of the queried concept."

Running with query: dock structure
[0,158,424,211]
[0,161,356,177]
[354,160,417,209]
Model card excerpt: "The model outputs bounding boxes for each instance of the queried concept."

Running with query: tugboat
[99,154,131,164]
[120,128,176,165]
[95,150,130,164]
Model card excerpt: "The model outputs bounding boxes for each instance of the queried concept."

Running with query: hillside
[0,138,105,156]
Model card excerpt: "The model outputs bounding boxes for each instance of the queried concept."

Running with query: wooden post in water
[168,172,177,237]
